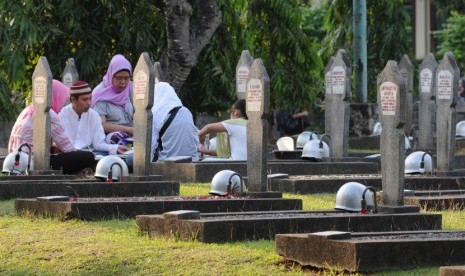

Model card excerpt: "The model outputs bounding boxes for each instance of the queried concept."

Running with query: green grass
[0,184,462,275]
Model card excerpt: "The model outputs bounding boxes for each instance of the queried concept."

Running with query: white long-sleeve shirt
[59,104,118,155]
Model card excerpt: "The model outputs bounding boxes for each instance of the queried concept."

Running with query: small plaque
[236,66,250,94]
[437,70,452,100]
[247,78,262,112]
[62,73,73,87]
[380,81,397,115]
[134,71,148,100]
[420,68,432,93]
[33,76,47,104]
[331,66,345,94]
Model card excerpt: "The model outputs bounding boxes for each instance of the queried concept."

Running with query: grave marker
[399,55,414,135]
[324,57,335,136]
[61,58,79,87]
[154,61,164,84]
[418,53,437,150]
[377,60,406,207]
[236,50,254,100]
[329,49,351,158]
[132,52,155,176]
[32,57,53,171]
[246,58,270,192]
[436,52,459,173]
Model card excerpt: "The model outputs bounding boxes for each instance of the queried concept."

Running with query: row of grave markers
[31,51,271,193]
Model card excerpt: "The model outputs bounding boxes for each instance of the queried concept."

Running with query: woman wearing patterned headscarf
[92,54,134,136]
[8,80,95,175]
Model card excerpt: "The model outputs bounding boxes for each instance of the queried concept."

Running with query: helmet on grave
[372,122,382,136]
[405,151,433,174]
[296,131,318,149]
[335,182,375,212]
[2,151,34,176]
[94,155,129,181]
[210,170,246,196]
[301,140,329,161]
[456,121,465,137]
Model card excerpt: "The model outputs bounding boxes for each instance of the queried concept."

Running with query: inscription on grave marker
[437,70,453,100]
[420,69,433,93]
[380,82,397,116]
[34,77,47,104]
[247,79,262,112]
[237,66,250,95]
[331,66,345,94]
[134,71,148,100]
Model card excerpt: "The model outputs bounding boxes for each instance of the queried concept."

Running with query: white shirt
[59,104,118,155]
[222,118,247,160]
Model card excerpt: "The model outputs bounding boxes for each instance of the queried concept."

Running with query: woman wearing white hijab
[150,82,199,162]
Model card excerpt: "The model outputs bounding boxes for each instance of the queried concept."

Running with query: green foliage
[436,12,465,71]
[321,0,410,102]
[0,0,165,121]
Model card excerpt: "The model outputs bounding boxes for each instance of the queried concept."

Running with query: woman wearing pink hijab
[92,54,134,136]
[8,80,95,175]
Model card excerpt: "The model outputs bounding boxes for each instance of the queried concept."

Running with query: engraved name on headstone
[246,58,270,192]
[377,60,406,206]
[329,49,351,158]
[435,52,459,172]
[418,53,437,150]
[236,50,254,100]
[32,57,53,171]
[61,58,79,87]
[132,52,155,176]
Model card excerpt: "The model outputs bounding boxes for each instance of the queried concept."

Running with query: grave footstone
[246,58,270,192]
[32,57,53,172]
[399,55,414,135]
[61,58,79,87]
[436,52,459,173]
[236,50,254,100]
[418,53,437,150]
[377,60,407,210]
[132,52,155,176]
[154,61,164,83]
[324,57,335,136]
[329,49,350,158]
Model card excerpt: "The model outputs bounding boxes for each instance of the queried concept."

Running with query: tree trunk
[162,0,222,93]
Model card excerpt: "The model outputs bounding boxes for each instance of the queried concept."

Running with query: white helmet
[210,170,246,196]
[296,131,318,149]
[405,151,433,174]
[2,151,34,175]
[372,122,382,136]
[94,155,129,182]
[276,137,294,151]
[456,121,465,137]
[301,140,329,161]
[335,182,376,213]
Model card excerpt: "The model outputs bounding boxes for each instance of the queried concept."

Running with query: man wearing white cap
[58,80,128,155]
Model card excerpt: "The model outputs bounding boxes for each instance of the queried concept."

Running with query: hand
[117,145,129,154]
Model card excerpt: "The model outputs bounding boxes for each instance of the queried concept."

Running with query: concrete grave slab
[405,192,465,211]
[137,210,441,243]
[270,174,465,194]
[15,196,302,220]
[276,230,465,273]
[1,179,176,200]
[440,266,465,276]
[151,161,379,183]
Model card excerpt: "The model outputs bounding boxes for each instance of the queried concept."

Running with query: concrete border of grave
[136,210,441,243]
[276,230,465,273]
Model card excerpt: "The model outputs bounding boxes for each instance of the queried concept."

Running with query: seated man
[59,81,128,155]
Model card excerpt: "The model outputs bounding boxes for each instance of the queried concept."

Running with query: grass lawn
[0,183,462,275]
